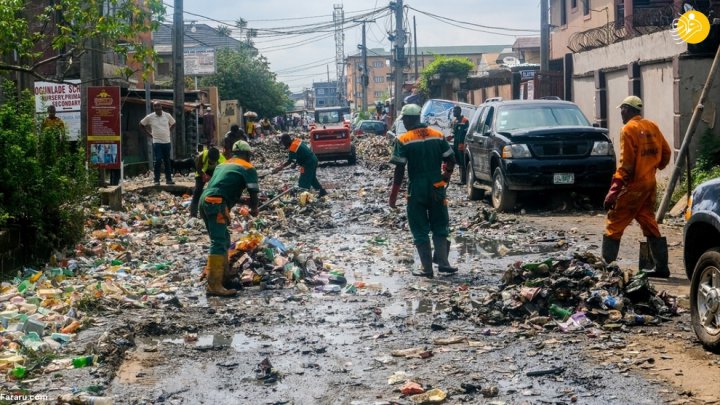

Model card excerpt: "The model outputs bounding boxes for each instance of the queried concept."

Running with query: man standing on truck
[451,106,470,185]
[602,96,672,278]
[388,104,458,279]
[273,133,328,198]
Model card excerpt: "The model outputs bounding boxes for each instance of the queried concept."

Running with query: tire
[466,161,484,201]
[491,167,516,212]
[690,249,720,352]
[348,146,357,165]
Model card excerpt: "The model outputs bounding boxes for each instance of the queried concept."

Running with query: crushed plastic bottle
[72,355,99,368]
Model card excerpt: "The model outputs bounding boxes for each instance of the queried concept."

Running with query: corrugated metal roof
[153,23,244,52]
[512,37,541,50]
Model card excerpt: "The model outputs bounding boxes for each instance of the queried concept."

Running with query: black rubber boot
[645,236,670,278]
[411,242,434,279]
[601,235,620,264]
[459,166,467,185]
[433,236,457,274]
[318,188,328,198]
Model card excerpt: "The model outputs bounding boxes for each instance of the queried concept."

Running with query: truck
[309,106,356,165]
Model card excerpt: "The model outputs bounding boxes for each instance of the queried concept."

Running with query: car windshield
[495,105,590,132]
[361,121,384,131]
[316,111,342,124]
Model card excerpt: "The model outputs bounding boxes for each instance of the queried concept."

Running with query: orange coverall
[605,115,671,240]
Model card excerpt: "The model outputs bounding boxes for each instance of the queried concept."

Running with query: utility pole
[361,22,368,113]
[81,2,105,183]
[392,0,405,118]
[413,15,419,81]
[540,0,549,72]
[173,0,185,158]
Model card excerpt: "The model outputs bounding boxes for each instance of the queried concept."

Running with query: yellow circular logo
[674,10,711,44]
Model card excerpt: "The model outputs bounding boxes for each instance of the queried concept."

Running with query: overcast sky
[177,1,541,92]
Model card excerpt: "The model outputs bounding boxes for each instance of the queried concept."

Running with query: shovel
[638,241,655,271]
[258,186,297,211]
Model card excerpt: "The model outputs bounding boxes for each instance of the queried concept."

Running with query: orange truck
[309,106,356,165]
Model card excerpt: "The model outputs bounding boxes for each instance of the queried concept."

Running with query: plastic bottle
[11,365,26,379]
[72,355,98,368]
[61,320,81,334]
[603,296,624,311]
[322,284,342,293]
[548,304,572,321]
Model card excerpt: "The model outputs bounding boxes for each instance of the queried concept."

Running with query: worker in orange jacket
[602,96,672,277]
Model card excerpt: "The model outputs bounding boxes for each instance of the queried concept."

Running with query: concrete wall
[573,30,687,75]
[641,63,675,177]
[676,57,720,164]
[606,70,628,147]
[550,0,615,61]
[572,77,595,123]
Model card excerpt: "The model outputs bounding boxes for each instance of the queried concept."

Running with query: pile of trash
[355,136,393,162]
[454,252,678,331]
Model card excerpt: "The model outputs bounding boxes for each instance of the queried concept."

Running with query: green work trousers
[200,198,231,255]
[406,178,450,245]
[298,161,322,190]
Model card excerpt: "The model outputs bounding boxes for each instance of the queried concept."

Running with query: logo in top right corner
[672,10,711,44]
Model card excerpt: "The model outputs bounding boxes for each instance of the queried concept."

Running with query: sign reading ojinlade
[87,86,121,170]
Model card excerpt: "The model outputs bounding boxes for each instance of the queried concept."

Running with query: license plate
[553,173,574,184]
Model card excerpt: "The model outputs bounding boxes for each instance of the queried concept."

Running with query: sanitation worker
[273,133,328,197]
[388,104,458,279]
[199,140,259,296]
[450,105,470,185]
[602,96,672,278]
[189,146,224,218]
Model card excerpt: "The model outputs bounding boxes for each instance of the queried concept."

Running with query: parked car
[353,120,387,137]
[309,106,356,165]
[683,177,720,351]
[420,99,477,141]
[463,98,616,211]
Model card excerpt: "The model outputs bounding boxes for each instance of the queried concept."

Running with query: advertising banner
[87,86,121,169]
[34,80,81,141]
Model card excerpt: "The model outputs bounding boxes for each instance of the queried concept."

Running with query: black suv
[684,177,720,351]
[463,98,616,211]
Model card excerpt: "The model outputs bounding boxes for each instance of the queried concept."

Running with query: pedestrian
[203,106,216,146]
[225,124,248,147]
[199,140,260,296]
[451,106,470,185]
[140,101,176,185]
[42,105,65,133]
[602,96,672,277]
[273,133,328,197]
[388,104,457,278]
[245,117,256,140]
[260,118,273,137]
[189,145,225,218]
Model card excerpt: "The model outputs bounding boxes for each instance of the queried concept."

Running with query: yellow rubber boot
[206,254,237,297]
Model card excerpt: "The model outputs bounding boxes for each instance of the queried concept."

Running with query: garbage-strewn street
[2,137,718,404]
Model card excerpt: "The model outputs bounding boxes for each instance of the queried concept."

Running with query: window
[495,105,590,132]
[583,0,590,16]
[560,0,567,25]
[317,88,325,95]
[157,62,170,76]
[374,91,383,98]
[317,100,325,106]
[372,61,383,68]
[373,76,384,83]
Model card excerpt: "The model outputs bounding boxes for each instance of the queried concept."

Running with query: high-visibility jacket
[195,147,226,177]
[202,158,259,208]
[452,116,469,151]
[613,115,671,191]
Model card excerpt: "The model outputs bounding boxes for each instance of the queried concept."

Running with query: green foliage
[671,129,720,205]
[201,48,292,119]
[0,0,166,80]
[417,55,475,96]
[0,81,95,262]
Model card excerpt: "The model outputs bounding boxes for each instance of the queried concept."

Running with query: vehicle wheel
[466,162,484,201]
[348,146,357,165]
[690,249,720,352]
[491,167,516,212]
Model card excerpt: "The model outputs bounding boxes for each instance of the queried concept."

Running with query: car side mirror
[387,131,395,138]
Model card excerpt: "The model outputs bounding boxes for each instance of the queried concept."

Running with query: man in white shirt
[140,101,176,185]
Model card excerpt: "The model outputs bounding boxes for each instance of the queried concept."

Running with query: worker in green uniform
[273,133,328,197]
[200,140,259,296]
[451,105,470,185]
[189,146,225,218]
[388,104,458,279]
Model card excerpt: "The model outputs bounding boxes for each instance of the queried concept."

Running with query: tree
[417,56,475,98]
[202,48,291,119]
[0,0,166,81]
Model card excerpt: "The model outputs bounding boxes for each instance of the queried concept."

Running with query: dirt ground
[13,137,720,404]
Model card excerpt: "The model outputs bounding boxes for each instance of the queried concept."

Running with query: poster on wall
[86,86,121,169]
[34,80,81,141]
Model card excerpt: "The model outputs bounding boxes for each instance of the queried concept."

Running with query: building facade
[312,81,340,108]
